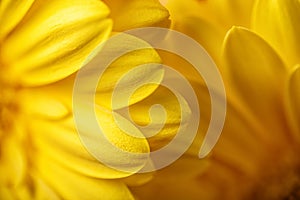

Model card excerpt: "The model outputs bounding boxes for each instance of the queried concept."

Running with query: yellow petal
[30,116,141,179]
[76,33,164,110]
[171,16,224,68]
[223,27,288,135]
[252,0,300,67]
[209,0,255,29]
[35,154,134,200]
[0,0,112,86]
[165,0,218,27]
[0,0,34,40]
[165,0,255,30]
[19,74,75,120]
[287,65,300,139]
[0,136,26,187]
[103,0,170,31]
[127,85,191,151]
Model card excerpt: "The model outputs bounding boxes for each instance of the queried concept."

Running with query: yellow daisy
[131,0,300,199]
[0,0,175,199]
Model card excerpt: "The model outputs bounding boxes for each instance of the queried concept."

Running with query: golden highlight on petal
[252,0,300,67]
[223,27,288,130]
[1,0,112,86]
[103,0,170,31]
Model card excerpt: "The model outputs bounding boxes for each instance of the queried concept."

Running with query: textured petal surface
[252,0,300,67]
[77,34,164,110]
[103,0,170,31]
[0,0,112,86]
[29,115,147,179]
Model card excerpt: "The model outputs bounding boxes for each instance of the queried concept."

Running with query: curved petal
[29,116,141,179]
[19,74,75,120]
[287,65,300,140]
[1,0,112,86]
[252,0,300,67]
[77,34,164,110]
[127,85,191,150]
[34,154,134,200]
[103,0,170,31]
[0,0,34,40]
[165,0,255,30]
[222,27,289,134]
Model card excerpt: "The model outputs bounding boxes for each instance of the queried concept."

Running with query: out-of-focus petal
[171,16,224,67]
[35,154,134,200]
[210,0,255,29]
[223,27,288,133]
[0,0,34,40]
[0,0,112,86]
[103,0,170,31]
[287,65,300,141]
[165,0,255,30]
[252,0,300,67]
[130,156,209,200]
[19,74,75,120]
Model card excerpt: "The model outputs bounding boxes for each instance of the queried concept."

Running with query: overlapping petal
[30,114,148,179]
[35,155,134,200]
[0,0,34,40]
[103,0,170,31]
[287,65,300,139]
[0,0,112,86]
[76,34,164,110]
[252,0,300,67]
[128,85,191,150]
[222,27,289,135]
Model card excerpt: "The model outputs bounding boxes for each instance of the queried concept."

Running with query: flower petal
[209,0,255,29]
[130,156,209,200]
[103,0,170,31]
[252,0,300,67]
[35,154,134,200]
[77,33,164,110]
[0,0,34,40]
[287,65,300,138]
[1,0,112,86]
[127,85,191,150]
[31,103,149,179]
[165,0,255,30]
[171,16,224,68]
[222,27,288,135]
[19,74,75,120]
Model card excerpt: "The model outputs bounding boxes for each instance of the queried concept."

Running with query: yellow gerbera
[131,0,300,199]
[0,0,175,199]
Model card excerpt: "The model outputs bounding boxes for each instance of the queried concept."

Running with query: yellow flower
[131,0,300,199]
[0,0,174,199]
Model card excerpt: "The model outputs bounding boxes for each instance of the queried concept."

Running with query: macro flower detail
[0,0,173,199]
[131,0,300,199]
